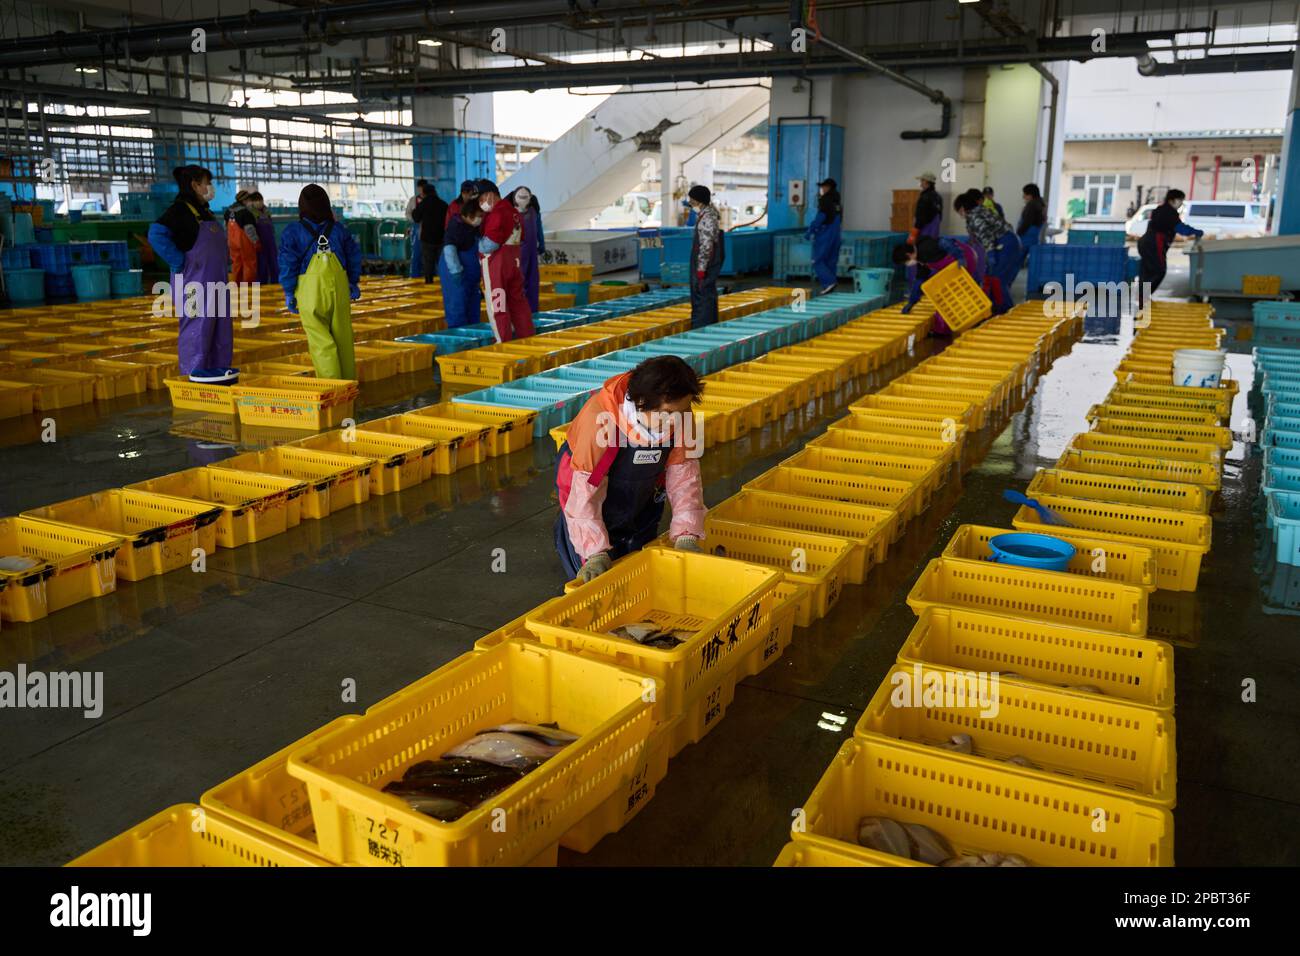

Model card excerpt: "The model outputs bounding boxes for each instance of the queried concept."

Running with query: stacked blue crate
[1026,244,1132,293]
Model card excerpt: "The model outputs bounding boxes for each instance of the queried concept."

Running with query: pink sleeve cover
[562,469,611,561]
[666,459,706,542]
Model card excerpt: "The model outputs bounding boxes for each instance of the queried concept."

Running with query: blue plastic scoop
[1002,489,1070,526]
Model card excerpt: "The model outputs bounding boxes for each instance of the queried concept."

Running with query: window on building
[1084,174,1119,216]
[1118,175,1133,190]
[1071,175,1085,190]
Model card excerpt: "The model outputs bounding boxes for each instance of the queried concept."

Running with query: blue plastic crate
[553,280,590,306]
[1266,489,1300,566]
[1266,446,1300,471]
[1067,228,1128,246]
[1263,464,1300,498]
[30,243,74,275]
[44,272,76,298]
[1254,301,1300,332]
[1,245,32,270]
[1027,243,1132,292]
[661,261,691,286]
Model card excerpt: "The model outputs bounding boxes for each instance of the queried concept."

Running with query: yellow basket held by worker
[709,488,898,583]
[1027,467,1211,514]
[897,606,1174,711]
[793,738,1173,866]
[856,662,1177,807]
[286,641,658,867]
[209,447,373,519]
[231,376,359,430]
[1011,493,1212,592]
[200,717,358,863]
[942,524,1158,592]
[0,517,122,623]
[920,261,993,334]
[22,489,220,583]
[288,428,434,492]
[524,549,780,757]
[906,557,1148,636]
[124,467,309,548]
[689,517,854,626]
[66,804,329,867]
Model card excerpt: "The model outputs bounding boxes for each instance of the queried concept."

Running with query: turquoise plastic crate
[1265,446,1300,470]
[553,281,590,306]
[1264,425,1300,450]
[1253,301,1300,331]
[1266,490,1300,566]
[1263,464,1300,497]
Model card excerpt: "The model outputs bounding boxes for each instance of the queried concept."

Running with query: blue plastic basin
[988,532,1075,571]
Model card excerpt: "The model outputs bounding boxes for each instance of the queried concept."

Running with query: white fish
[0,555,40,572]
[1066,684,1103,694]
[443,731,568,770]
[482,722,580,746]
[1005,754,1040,769]
[904,823,953,865]
[942,852,1030,867]
[937,733,973,754]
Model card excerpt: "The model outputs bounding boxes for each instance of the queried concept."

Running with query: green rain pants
[297,245,356,379]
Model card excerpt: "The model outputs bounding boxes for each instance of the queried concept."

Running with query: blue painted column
[766,120,844,231]
[1277,40,1300,235]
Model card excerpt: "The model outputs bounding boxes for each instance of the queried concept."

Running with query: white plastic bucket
[1173,349,1225,388]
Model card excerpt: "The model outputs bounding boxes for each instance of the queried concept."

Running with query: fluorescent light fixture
[418,39,442,47]
[75,66,98,74]
[958,0,980,4]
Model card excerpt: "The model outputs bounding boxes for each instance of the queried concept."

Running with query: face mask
[515,194,530,211]
[479,197,494,212]
[1171,199,1183,211]
[199,184,215,201]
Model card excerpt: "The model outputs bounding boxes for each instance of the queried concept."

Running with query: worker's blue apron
[437,244,482,327]
[553,437,671,578]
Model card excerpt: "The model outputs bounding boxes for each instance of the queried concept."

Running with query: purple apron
[518,207,541,312]
[175,219,233,375]
[254,217,278,285]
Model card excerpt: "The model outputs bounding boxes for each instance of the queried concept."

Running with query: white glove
[579,552,611,582]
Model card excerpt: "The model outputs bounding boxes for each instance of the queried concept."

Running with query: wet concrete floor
[0,281,1297,866]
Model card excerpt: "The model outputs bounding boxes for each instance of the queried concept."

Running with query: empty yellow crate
[1106,384,1231,420]
[116,350,179,389]
[232,377,359,430]
[288,429,434,492]
[849,393,976,427]
[1086,402,1221,427]
[907,557,1148,636]
[209,447,373,519]
[0,381,36,418]
[356,338,437,372]
[22,489,220,582]
[164,377,239,414]
[66,804,329,867]
[796,738,1172,866]
[782,445,943,517]
[880,383,990,430]
[710,488,897,584]
[898,605,1174,711]
[858,661,1175,806]
[745,464,917,516]
[713,368,812,407]
[0,367,96,410]
[1068,431,1222,467]
[287,641,657,867]
[921,261,993,333]
[1028,467,1210,513]
[751,357,834,396]
[943,524,1158,592]
[0,517,122,622]
[1057,447,1221,492]
[1012,494,1211,591]
[200,717,357,863]
[828,411,967,462]
[524,549,780,756]
[57,358,149,399]
[436,346,539,386]
[813,425,960,472]
[413,402,536,457]
[693,517,854,626]
[124,467,308,548]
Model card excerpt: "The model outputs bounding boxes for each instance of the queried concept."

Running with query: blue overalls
[438,242,482,327]
[553,437,672,578]
[806,208,842,288]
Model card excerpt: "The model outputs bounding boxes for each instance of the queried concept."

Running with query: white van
[1125,199,1266,240]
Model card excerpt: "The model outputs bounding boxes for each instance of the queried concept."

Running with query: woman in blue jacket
[805,178,843,295]
[278,184,363,379]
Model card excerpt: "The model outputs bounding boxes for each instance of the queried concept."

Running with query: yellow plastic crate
[436,345,539,386]
[232,377,359,430]
[279,346,398,382]
[0,518,122,622]
[898,606,1174,711]
[699,380,786,423]
[360,414,480,474]
[114,350,178,389]
[762,350,852,389]
[825,413,966,468]
[1011,494,1212,592]
[943,524,1158,592]
[750,357,834,396]
[1068,431,1222,467]
[1086,416,1227,452]
[773,841,890,867]
[849,393,976,427]
[881,383,990,430]
[1057,447,1221,492]
[407,402,534,458]
[1027,467,1210,514]
[210,447,373,519]
[524,549,780,756]
[401,406,505,463]
[1086,402,1221,428]
[709,488,897,584]
[0,367,96,410]
[692,518,853,626]
[920,360,1019,405]
[0,381,36,419]
[287,641,657,867]
[782,446,943,517]
[56,358,149,399]
[200,717,357,863]
[920,261,993,333]
[124,467,308,548]
[745,464,917,516]
[22,489,220,582]
[857,662,1176,807]
[907,557,1148,636]
[356,338,437,372]
[539,263,595,282]
[66,804,329,867]
[898,370,1002,409]
[712,368,812,408]
[697,392,763,435]
[1106,383,1231,420]
[795,738,1173,866]
[735,580,807,680]
[288,429,433,493]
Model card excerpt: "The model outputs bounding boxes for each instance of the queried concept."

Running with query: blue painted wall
[1278,108,1300,236]
[766,121,844,231]
[412,131,496,201]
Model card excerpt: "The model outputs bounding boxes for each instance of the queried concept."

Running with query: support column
[411,91,495,201]
[766,78,846,231]
[1276,34,1300,235]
